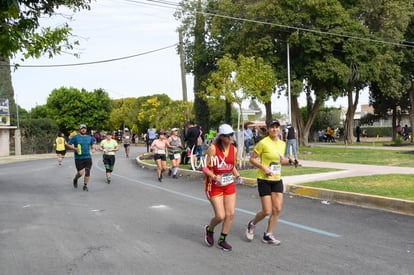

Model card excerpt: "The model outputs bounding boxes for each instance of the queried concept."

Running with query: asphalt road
[0,146,413,275]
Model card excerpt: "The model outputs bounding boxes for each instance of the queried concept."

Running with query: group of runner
[54,120,299,252]
[53,125,132,190]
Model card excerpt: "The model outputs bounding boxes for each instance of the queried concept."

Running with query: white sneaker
[245,220,256,241]
[262,233,281,245]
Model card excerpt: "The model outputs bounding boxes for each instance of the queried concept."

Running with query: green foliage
[45,87,111,133]
[19,118,58,154]
[0,0,92,59]
[136,94,192,134]
[303,106,342,132]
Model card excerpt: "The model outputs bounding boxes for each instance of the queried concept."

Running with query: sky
[10,0,369,117]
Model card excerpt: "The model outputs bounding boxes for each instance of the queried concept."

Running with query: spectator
[147,127,157,152]
[184,121,200,165]
[356,125,361,143]
[284,122,298,163]
[244,125,253,156]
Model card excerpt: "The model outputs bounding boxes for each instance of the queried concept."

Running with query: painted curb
[286,185,414,216]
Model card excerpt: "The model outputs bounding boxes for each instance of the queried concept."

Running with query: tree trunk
[293,95,323,147]
[409,83,414,143]
[391,106,397,141]
[344,89,359,144]
[192,0,210,131]
[225,100,232,125]
[264,101,272,121]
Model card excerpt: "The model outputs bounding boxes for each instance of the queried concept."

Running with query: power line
[11,43,178,68]
[139,0,414,49]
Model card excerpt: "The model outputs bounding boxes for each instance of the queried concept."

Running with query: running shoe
[83,185,88,192]
[73,178,78,189]
[262,233,281,245]
[217,240,232,252]
[168,168,172,177]
[245,220,256,241]
[204,225,214,247]
[172,175,178,179]
[107,176,111,184]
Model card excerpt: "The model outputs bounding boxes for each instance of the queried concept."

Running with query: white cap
[124,128,129,131]
[171,128,178,132]
[218,124,234,136]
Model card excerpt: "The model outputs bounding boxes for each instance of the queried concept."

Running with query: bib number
[157,149,166,154]
[269,164,281,175]
[174,153,181,159]
[217,173,234,186]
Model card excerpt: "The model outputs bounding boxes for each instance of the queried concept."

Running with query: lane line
[94,162,341,238]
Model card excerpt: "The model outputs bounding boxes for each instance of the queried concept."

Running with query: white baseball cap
[218,124,234,136]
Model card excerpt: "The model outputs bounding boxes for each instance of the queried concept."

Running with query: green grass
[139,146,414,201]
[238,165,338,178]
[302,174,414,201]
[300,146,414,167]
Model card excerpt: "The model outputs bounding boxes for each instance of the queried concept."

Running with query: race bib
[157,149,166,154]
[217,173,234,186]
[174,153,181,159]
[269,163,281,175]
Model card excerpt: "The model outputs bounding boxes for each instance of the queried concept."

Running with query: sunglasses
[222,133,234,138]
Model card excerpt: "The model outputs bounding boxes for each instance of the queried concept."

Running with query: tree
[0,0,91,59]
[136,94,192,134]
[45,87,111,133]
[175,0,219,130]
[0,0,92,126]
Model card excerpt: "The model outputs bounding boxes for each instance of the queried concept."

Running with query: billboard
[0,99,10,125]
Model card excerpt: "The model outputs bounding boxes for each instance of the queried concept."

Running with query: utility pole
[287,42,292,124]
[14,94,21,156]
[179,30,189,121]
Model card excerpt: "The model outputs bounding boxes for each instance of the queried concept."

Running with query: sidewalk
[0,153,56,164]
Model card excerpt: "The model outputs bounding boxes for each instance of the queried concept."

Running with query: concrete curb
[286,185,414,216]
[136,155,414,216]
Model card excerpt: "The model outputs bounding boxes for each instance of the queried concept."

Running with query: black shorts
[154,154,167,161]
[75,158,92,172]
[103,154,115,167]
[56,150,66,155]
[124,144,130,148]
[168,151,181,160]
[257,178,283,197]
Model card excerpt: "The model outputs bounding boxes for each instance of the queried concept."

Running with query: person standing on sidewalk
[284,122,299,166]
[245,119,296,245]
[53,131,66,166]
[66,124,96,191]
[244,125,253,156]
[203,124,242,252]
[99,131,119,184]
[147,126,157,152]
